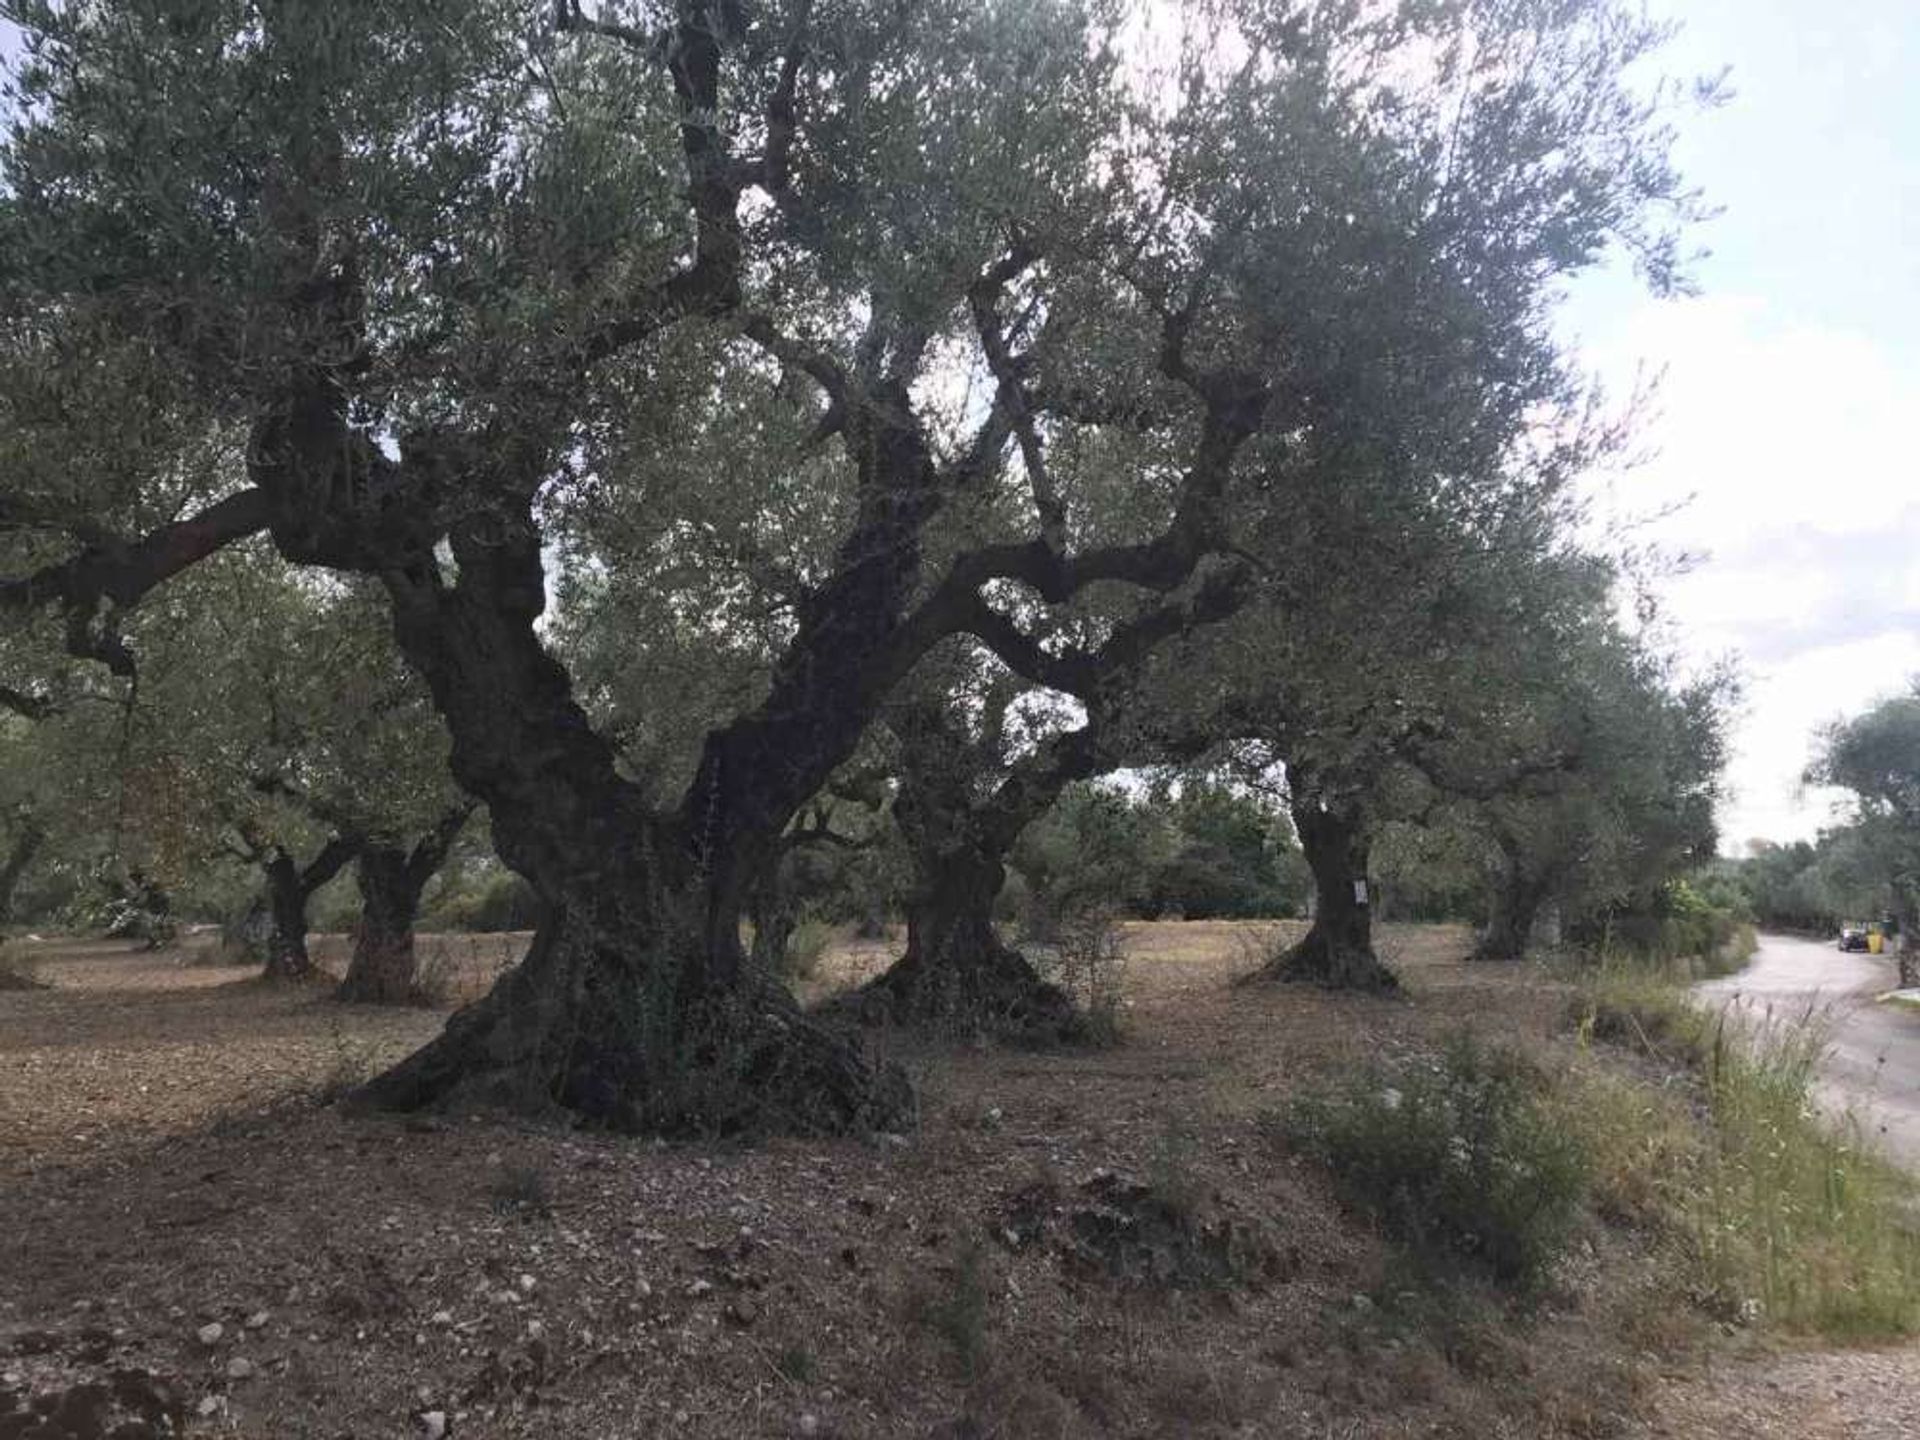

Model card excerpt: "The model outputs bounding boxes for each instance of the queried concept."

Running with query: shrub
[903,1239,992,1377]
[1283,1034,1589,1288]
[1573,968,1920,1338]
[423,868,540,932]
[1033,907,1129,1045]
[1691,1005,1920,1337]
[782,918,835,981]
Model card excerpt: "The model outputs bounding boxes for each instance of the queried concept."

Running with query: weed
[1282,1033,1589,1289]
[312,1020,382,1106]
[783,919,835,982]
[487,1163,554,1219]
[409,941,462,1007]
[1036,908,1129,1046]
[773,1343,816,1385]
[1690,1004,1920,1337]
[1574,967,1920,1338]
[904,1238,992,1376]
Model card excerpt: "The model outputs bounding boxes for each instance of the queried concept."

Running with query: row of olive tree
[3,0,1716,1133]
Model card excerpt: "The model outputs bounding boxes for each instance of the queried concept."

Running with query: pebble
[517,1273,536,1294]
[226,1357,255,1381]
[686,1280,714,1299]
[798,1413,821,1437]
[420,1410,448,1439]
[431,1310,455,1327]
[196,1395,224,1418]
[195,1322,224,1346]
[245,1310,270,1330]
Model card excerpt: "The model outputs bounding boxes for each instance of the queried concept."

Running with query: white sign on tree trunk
[1353,880,1369,906]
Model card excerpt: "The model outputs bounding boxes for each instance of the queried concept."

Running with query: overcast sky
[1561,0,1920,853]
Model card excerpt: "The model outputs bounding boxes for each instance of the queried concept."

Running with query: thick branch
[298,833,364,900]
[0,490,275,676]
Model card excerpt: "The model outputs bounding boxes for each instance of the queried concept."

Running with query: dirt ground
[1,922,1915,1438]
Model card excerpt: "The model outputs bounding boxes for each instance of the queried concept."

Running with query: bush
[1575,880,1756,976]
[782,918,835,981]
[1691,1005,1920,1337]
[423,868,541,932]
[1032,907,1129,1046]
[1573,968,1920,1338]
[1283,1034,1589,1289]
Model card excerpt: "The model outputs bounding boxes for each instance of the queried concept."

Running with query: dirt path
[1632,1343,1920,1439]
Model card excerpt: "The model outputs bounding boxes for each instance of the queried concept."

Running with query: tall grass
[1574,969,1920,1339]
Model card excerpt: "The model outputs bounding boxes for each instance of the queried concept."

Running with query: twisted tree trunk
[849,837,1080,1041]
[260,836,361,982]
[347,487,921,1134]
[0,819,45,930]
[338,807,472,1004]
[1256,800,1398,992]
[1474,839,1552,961]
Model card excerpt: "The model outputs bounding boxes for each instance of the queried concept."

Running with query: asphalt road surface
[1695,932,1920,1169]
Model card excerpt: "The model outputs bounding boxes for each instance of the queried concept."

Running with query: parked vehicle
[1839,923,1871,953]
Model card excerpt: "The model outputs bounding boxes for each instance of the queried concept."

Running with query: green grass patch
[1573,968,1920,1339]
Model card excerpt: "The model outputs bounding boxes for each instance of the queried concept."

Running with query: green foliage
[1578,878,1756,972]
[1012,780,1305,931]
[781,918,835,982]
[1284,1035,1589,1289]
[904,1240,993,1378]
[1804,685,1920,958]
[1574,971,1920,1338]
[422,867,541,933]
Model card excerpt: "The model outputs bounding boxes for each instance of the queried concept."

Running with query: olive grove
[1,0,1718,1133]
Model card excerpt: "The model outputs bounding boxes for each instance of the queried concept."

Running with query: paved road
[1695,932,1920,1168]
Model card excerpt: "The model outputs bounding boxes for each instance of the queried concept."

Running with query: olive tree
[1809,686,1920,987]
[2,0,1705,1133]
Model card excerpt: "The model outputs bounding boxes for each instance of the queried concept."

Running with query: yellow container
[1869,931,1885,955]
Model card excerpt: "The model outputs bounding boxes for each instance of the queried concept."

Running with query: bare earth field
[1,922,1915,1438]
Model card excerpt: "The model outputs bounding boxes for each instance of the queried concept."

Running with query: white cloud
[1579,293,1920,846]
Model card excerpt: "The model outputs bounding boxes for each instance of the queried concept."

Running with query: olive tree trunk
[834,688,1085,1041]
[337,807,473,1005]
[346,493,923,1135]
[1257,801,1399,992]
[0,820,46,930]
[849,839,1079,1040]
[260,836,361,982]
[1474,838,1554,962]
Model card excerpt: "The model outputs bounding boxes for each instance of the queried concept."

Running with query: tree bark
[1474,858,1550,962]
[338,846,425,1003]
[337,807,472,1004]
[0,819,46,929]
[1896,888,1919,991]
[846,840,1081,1041]
[1256,800,1399,992]
[832,687,1084,1041]
[346,503,915,1135]
[260,836,361,982]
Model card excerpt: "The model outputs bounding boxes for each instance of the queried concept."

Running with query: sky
[1559,0,1920,853]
